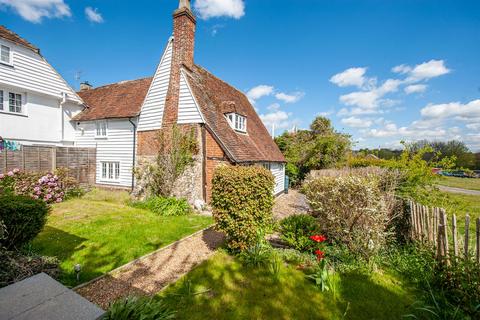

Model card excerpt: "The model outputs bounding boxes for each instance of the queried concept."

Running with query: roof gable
[0,25,38,53]
[183,65,286,163]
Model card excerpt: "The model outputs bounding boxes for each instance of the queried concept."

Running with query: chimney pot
[80,81,92,91]
[178,0,191,10]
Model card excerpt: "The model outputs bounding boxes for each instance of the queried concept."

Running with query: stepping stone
[0,273,105,320]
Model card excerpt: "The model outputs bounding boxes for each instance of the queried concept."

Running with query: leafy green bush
[211,166,275,252]
[383,245,479,318]
[130,196,192,216]
[104,296,175,320]
[0,194,49,250]
[279,214,321,251]
[303,175,389,260]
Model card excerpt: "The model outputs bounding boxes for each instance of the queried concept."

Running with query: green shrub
[212,166,275,252]
[0,194,49,250]
[130,196,192,216]
[303,175,389,260]
[279,214,321,251]
[104,296,175,320]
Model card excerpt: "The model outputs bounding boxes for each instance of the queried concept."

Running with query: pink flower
[33,195,39,199]
[13,168,20,173]
[7,171,14,176]
[46,194,52,199]
[56,198,62,203]
[0,174,4,179]
[34,187,40,192]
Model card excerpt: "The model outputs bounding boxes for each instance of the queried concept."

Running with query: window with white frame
[9,92,22,113]
[95,120,108,137]
[225,113,247,133]
[1,45,11,64]
[101,162,120,181]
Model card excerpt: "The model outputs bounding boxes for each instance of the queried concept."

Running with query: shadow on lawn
[160,255,414,320]
[76,228,224,309]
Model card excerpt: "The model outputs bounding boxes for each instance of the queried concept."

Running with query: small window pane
[102,162,107,179]
[1,45,10,63]
[0,90,3,110]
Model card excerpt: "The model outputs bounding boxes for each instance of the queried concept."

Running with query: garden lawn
[437,176,480,191]
[159,251,416,320]
[31,189,212,287]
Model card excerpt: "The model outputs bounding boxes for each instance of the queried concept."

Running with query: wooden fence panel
[0,145,96,185]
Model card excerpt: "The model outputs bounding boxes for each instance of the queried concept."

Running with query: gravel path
[75,228,224,309]
[437,185,480,196]
[273,189,309,220]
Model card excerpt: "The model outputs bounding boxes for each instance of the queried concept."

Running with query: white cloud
[330,67,368,88]
[341,116,373,128]
[259,110,296,134]
[246,85,273,103]
[466,123,480,131]
[405,84,427,94]
[0,0,71,23]
[267,103,281,111]
[394,60,450,82]
[85,7,103,23]
[420,99,480,120]
[275,91,304,104]
[317,109,334,117]
[392,64,411,74]
[194,0,245,20]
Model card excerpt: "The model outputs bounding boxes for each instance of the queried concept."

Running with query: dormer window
[225,113,247,133]
[1,45,11,65]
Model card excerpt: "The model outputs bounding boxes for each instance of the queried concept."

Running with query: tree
[408,140,476,169]
[275,116,351,184]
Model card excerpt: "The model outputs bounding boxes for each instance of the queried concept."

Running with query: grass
[30,188,212,287]
[159,251,416,320]
[437,176,480,191]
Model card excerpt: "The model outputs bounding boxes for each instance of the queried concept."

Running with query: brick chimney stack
[163,0,196,126]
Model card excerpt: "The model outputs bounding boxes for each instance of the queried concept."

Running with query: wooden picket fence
[408,200,480,265]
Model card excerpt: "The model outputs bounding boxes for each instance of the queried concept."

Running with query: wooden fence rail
[408,200,480,265]
[0,145,96,185]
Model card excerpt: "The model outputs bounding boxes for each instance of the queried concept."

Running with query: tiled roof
[0,25,39,53]
[73,78,152,121]
[185,65,286,163]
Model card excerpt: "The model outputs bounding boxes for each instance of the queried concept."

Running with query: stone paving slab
[0,273,105,320]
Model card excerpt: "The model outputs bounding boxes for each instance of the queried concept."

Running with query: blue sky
[1,0,479,151]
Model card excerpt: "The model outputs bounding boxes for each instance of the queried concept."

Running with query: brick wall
[137,130,160,156]
[205,129,231,202]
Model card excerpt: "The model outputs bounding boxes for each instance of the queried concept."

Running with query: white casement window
[101,162,120,181]
[9,92,22,113]
[225,113,247,133]
[0,45,11,65]
[95,120,108,137]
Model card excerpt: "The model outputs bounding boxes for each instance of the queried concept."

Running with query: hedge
[0,194,49,250]
[211,165,275,251]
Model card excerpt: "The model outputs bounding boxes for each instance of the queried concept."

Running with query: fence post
[437,224,444,262]
[433,208,438,249]
[51,147,57,171]
[452,214,458,259]
[465,214,470,259]
[441,209,450,265]
[476,218,480,264]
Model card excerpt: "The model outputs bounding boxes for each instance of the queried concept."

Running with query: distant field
[437,176,480,191]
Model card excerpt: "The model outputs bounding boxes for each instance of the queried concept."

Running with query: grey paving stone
[0,273,105,320]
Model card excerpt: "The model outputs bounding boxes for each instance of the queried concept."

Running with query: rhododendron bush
[0,168,79,204]
[303,175,389,259]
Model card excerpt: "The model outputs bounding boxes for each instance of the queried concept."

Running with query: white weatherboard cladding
[0,38,81,103]
[75,119,136,187]
[177,72,203,124]
[270,162,285,195]
[0,92,82,145]
[137,39,173,131]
